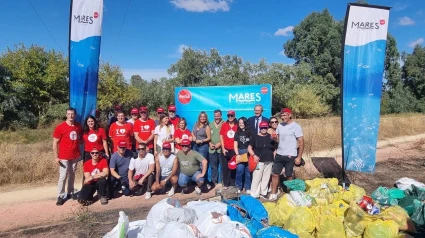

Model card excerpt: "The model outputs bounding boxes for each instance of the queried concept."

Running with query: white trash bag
[142,198,180,238]
[165,207,197,224]
[194,212,231,236]
[208,221,251,238]
[158,221,203,238]
[396,177,425,190]
[186,200,228,220]
[289,191,313,207]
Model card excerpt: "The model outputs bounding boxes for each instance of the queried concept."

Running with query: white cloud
[398,16,415,26]
[408,38,424,48]
[274,26,294,36]
[122,69,169,81]
[393,3,408,11]
[170,0,232,12]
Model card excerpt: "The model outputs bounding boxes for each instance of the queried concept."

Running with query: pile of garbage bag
[104,196,298,238]
[264,177,425,238]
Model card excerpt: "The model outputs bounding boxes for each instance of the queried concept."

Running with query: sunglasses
[270,121,278,124]
[162,148,171,151]
[169,111,175,113]
[118,147,126,149]
[138,148,146,150]
[91,152,99,155]
[227,115,235,117]
[260,127,268,130]
[181,145,190,147]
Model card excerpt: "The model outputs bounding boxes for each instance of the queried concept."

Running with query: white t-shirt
[159,153,176,177]
[129,153,155,176]
[154,124,175,148]
[276,122,303,157]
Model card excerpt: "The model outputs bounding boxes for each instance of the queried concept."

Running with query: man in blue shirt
[109,140,133,197]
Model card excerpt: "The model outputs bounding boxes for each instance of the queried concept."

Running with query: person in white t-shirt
[154,113,175,155]
[128,143,155,199]
[152,142,179,197]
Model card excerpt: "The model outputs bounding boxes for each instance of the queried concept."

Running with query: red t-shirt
[83,158,108,183]
[174,128,191,150]
[133,118,156,149]
[109,122,133,152]
[169,116,180,128]
[220,122,237,150]
[83,128,106,152]
[53,121,83,160]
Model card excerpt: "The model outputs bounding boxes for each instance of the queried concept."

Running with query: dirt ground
[0,139,424,238]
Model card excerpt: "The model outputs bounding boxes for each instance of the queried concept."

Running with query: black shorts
[272,154,295,177]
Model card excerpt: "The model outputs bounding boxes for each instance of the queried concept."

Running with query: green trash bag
[283,179,306,192]
[412,203,425,226]
[372,187,405,205]
[398,196,422,216]
[404,185,425,201]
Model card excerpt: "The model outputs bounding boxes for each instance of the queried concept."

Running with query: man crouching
[152,142,179,196]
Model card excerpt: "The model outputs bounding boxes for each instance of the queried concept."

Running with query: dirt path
[0,136,424,237]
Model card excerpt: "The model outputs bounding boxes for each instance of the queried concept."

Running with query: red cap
[281,108,292,114]
[162,142,171,149]
[157,107,165,113]
[259,121,269,128]
[139,106,148,112]
[114,105,122,110]
[168,105,176,111]
[180,139,191,146]
[131,108,139,114]
[118,140,127,148]
[228,156,237,170]
[227,110,235,116]
[91,146,99,151]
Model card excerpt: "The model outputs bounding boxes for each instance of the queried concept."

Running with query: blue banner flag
[175,85,272,130]
[69,0,103,123]
[341,4,390,172]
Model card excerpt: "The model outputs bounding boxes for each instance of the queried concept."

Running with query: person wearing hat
[269,108,304,201]
[52,107,83,205]
[168,104,180,128]
[248,121,277,199]
[176,139,208,195]
[127,108,139,125]
[78,147,109,205]
[154,107,165,126]
[107,105,127,128]
[109,140,134,197]
[128,143,155,199]
[109,110,134,153]
[134,106,156,154]
[219,110,238,189]
[152,142,179,197]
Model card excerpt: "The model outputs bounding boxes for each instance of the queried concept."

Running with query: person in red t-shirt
[134,106,156,154]
[83,115,110,162]
[168,104,180,128]
[52,107,83,206]
[219,110,238,189]
[173,118,192,154]
[78,147,109,205]
[109,111,134,153]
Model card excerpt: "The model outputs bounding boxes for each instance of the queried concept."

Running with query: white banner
[70,0,103,42]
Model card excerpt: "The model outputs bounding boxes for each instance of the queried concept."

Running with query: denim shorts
[178,171,204,187]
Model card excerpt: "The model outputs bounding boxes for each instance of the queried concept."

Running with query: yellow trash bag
[305,178,339,191]
[318,200,349,223]
[268,195,296,227]
[263,202,276,212]
[307,184,335,205]
[316,215,346,238]
[379,206,416,232]
[363,220,399,238]
[341,184,366,204]
[344,201,377,237]
[285,206,316,236]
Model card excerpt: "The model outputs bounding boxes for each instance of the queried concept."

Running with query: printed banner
[175,85,272,130]
[69,0,103,123]
[341,4,390,172]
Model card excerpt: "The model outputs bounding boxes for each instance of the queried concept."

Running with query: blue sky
[0,0,424,80]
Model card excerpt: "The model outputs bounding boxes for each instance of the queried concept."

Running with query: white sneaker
[268,187,272,193]
[195,186,202,195]
[168,187,175,197]
[145,192,152,199]
[246,190,251,195]
[269,193,277,201]
[237,189,241,194]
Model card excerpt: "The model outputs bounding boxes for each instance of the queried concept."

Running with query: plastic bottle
[118,211,129,238]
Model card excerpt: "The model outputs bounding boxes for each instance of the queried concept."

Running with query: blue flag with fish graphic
[69,0,103,123]
[341,4,390,173]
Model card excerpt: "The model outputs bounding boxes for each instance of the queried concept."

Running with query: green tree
[402,45,425,104]
[287,84,329,118]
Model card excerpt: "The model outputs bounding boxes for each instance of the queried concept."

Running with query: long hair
[236,117,251,137]
[178,117,187,129]
[83,115,100,134]
[195,111,209,128]
[269,116,278,128]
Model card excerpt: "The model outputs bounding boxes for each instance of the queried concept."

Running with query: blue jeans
[236,149,251,190]
[178,171,204,187]
[193,143,209,180]
[209,151,222,184]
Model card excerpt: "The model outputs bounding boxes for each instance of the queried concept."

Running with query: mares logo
[351,21,380,30]
[73,12,99,24]
[178,89,192,104]
[261,87,268,94]
[229,93,261,104]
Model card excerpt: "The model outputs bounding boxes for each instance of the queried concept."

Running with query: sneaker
[100,197,108,205]
[260,194,268,200]
[181,187,188,194]
[246,190,251,195]
[237,189,241,194]
[56,197,64,206]
[269,193,278,201]
[268,187,272,193]
[168,187,175,197]
[206,183,212,190]
[145,192,152,200]
[195,186,202,195]
[67,193,78,200]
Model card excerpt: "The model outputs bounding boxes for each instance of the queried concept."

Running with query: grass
[0,114,424,187]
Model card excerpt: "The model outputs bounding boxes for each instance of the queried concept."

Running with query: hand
[295,157,301,165]
[271,132,277,139]
[209,143,215,149]
[129,180,135,189]
[138,178,145,185]
[84,177,93,184]
[105,153,110,159]
[196,173,204,181]
[196,140,202,144]
[236,155,241,163]
[223,149,228,155]
[254,155,260,163]
[154,151,158,156]
[160,180,166,187]
[215,143,221,148]
[55,158,61,166]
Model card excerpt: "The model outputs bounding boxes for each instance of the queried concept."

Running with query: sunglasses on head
[91,152,99,155]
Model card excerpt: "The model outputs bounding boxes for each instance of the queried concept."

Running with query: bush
[288,85,329,118]
[38,103,68,127]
